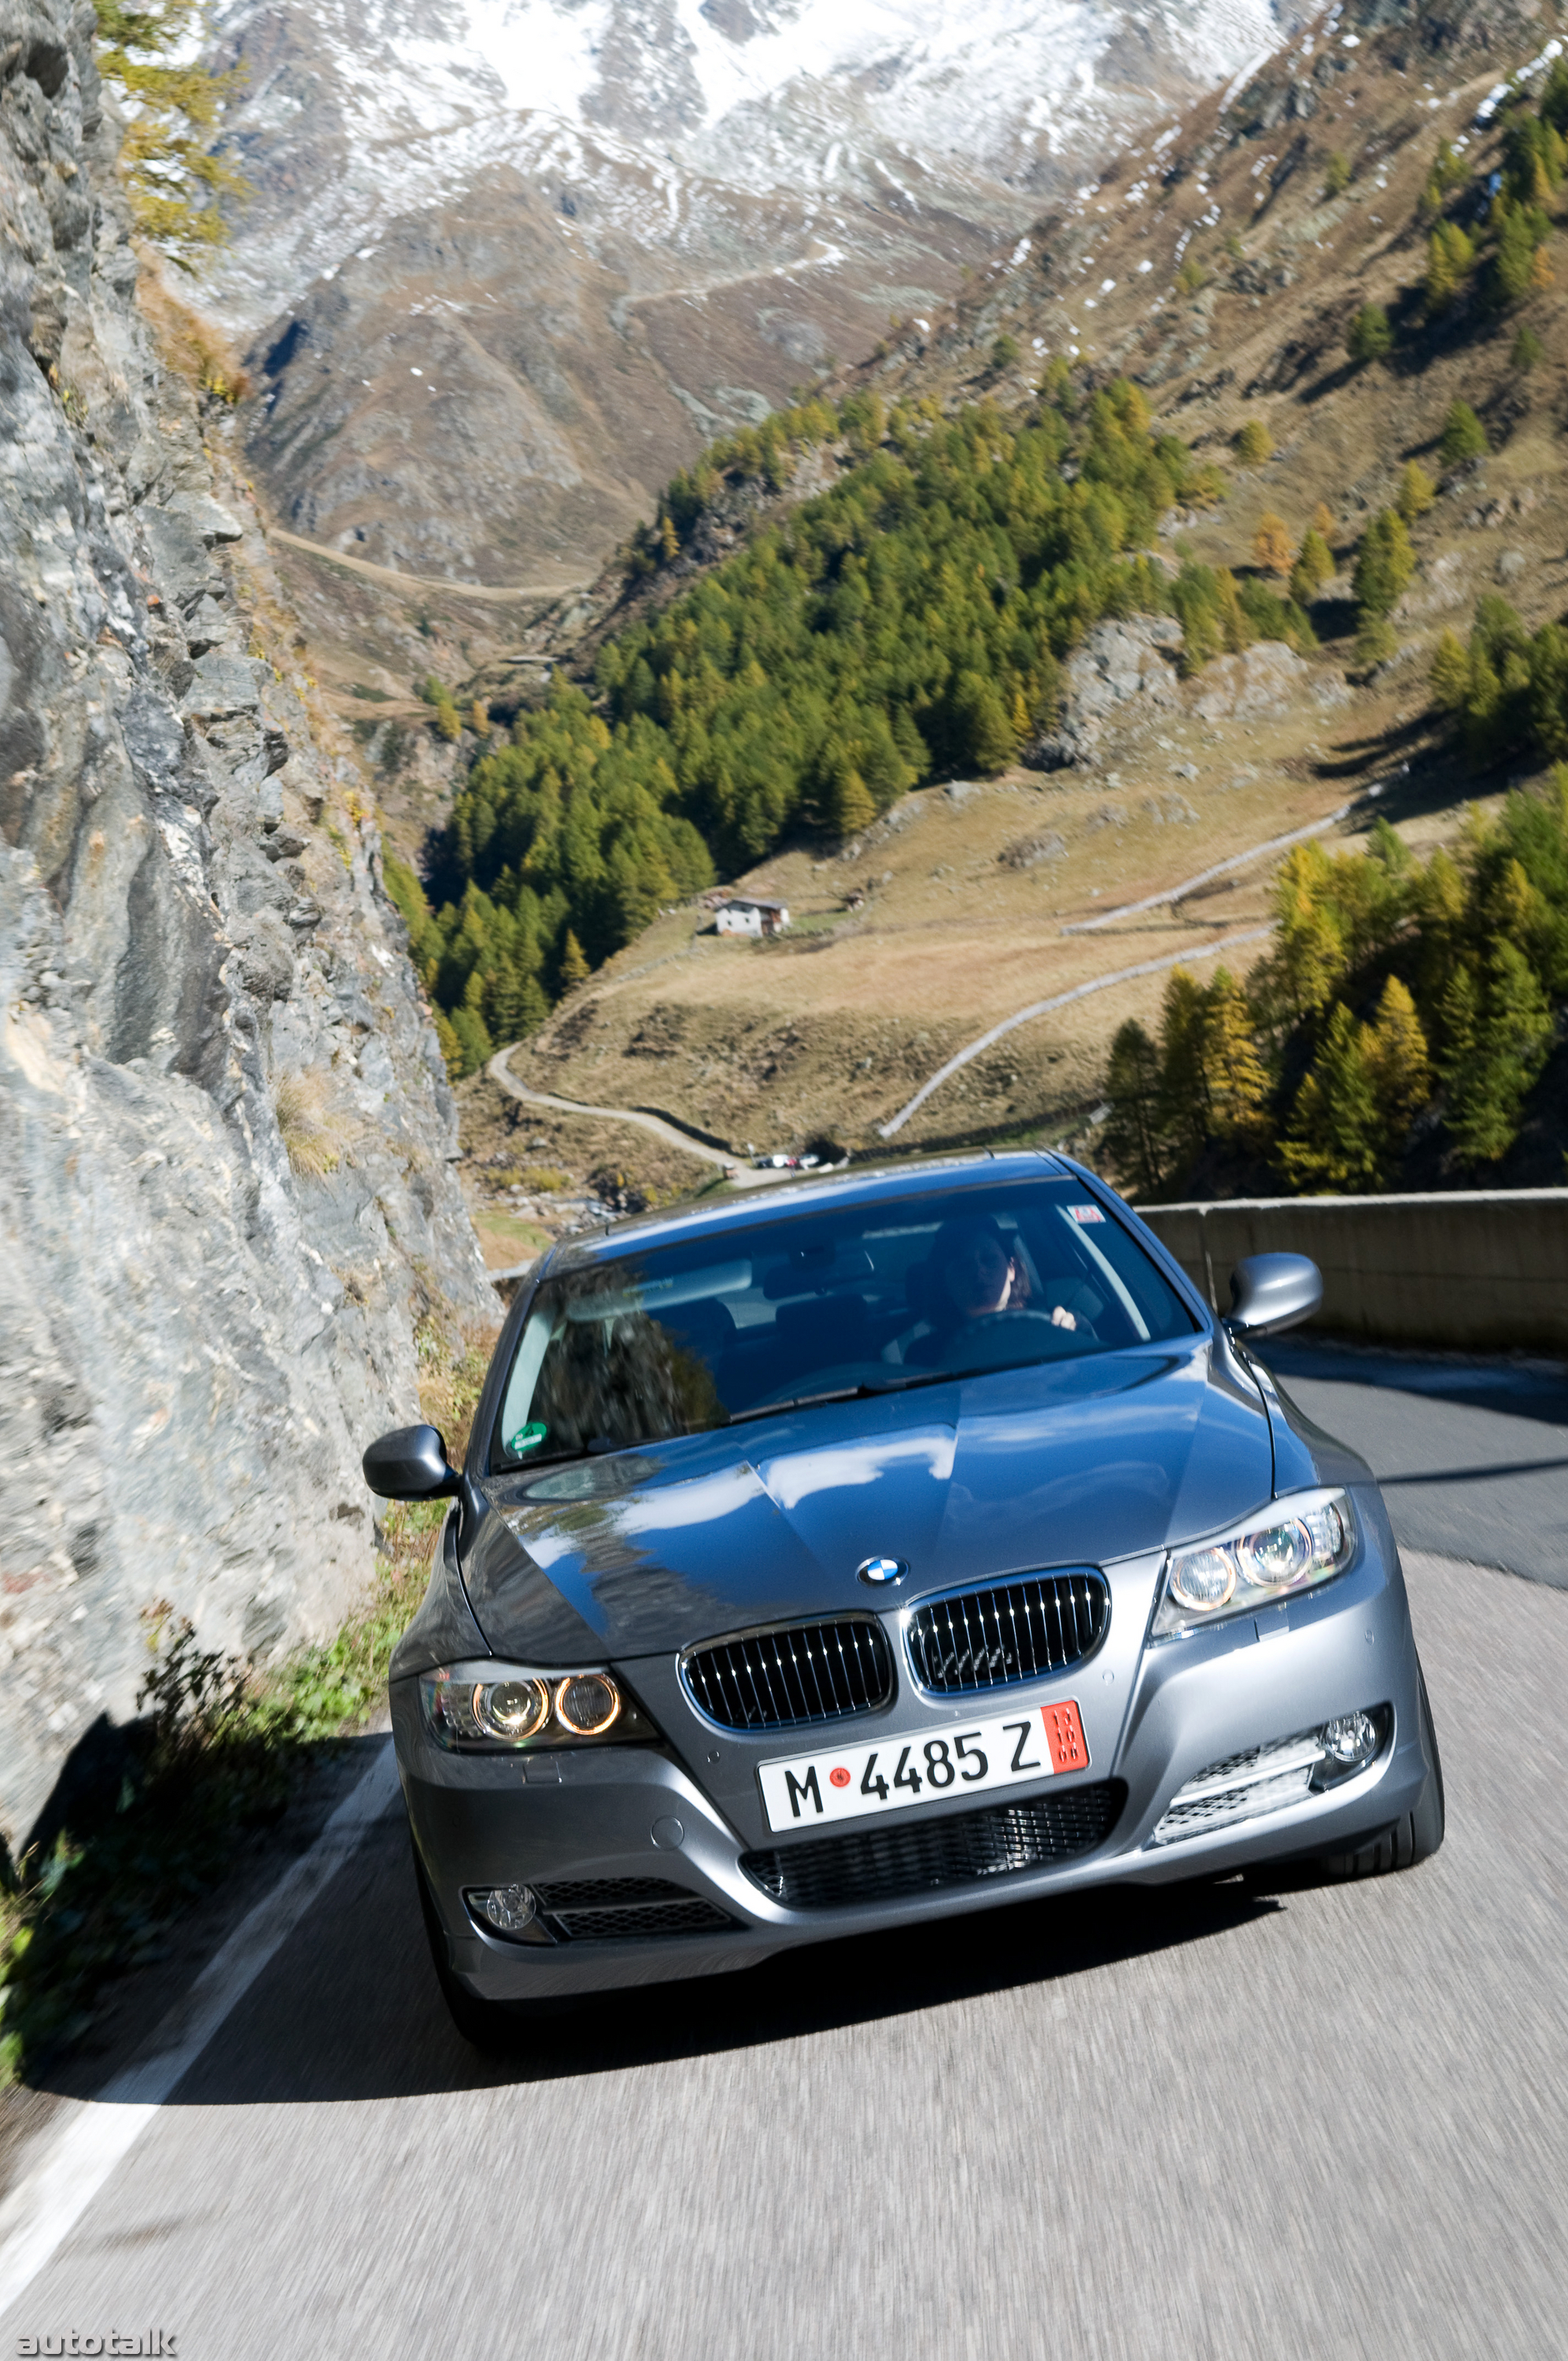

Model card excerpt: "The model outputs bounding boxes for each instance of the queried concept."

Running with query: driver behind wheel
[891,1214,1078,1366]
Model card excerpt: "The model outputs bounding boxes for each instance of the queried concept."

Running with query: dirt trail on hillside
[487,1049,739,1169]
[271,530,590,605]
[878,925,1274,1136]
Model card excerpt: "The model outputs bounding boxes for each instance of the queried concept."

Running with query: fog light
[482,1883,538,1934]
[1322,1711,1378,1767]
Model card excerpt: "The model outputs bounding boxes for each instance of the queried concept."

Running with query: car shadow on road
[63,1812,1286,2108]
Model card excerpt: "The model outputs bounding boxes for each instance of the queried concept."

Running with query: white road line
[0,1741,399,2319]
[1059,803,1353,934]
[876,927,1272,1138]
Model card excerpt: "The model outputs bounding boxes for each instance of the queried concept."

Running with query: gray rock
[181,652,267,719]
[165,490,245,545]
[998,831,1066,869]
[228,907,297,1000]
[1496,549,1526,584]
[0,0,493,1849]
[184,593,231,654]
[1191,641,1330,722]
[1024,615,1181,767]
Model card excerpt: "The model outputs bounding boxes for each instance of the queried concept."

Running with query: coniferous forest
[388,379,1238,1076]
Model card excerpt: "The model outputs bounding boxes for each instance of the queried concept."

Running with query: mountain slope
[208,0,1300,608]
[467,0,1568,1185]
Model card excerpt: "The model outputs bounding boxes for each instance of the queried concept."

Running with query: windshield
[489,1176,1197,1471]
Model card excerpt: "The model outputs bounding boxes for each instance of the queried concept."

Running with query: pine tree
[1203,970,1270,1145]
[1215,567,1254,653]
[829,761,876,837]
[1424,221,1474,312]
[1346,304,1392,364]
[1352,510,1415,618]
[1312,501,1337,541]
[1234,419,1274,466]
[1512,323,1544,370]
[1396,460,1436,524]
[433,1006,466,1081]
[960,674,1017,773]
[1324,151,1352,198]
[1290,527,1334,605]
[1430,629,1470,712]
[1280,1004,1383,1192]
[1363,974,1432,1158]
[1101,1021,1165,1197]
[1158,970,1214,1167]
[1440,943,1553,1162]
[1440,401,1489,467]
[1264,844,1348,1021]
[1253,512,1293,577]
[559,930,591,989]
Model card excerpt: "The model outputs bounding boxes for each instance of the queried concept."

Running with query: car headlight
[417,1661,660,1750]
[1152,1489,1356,1638]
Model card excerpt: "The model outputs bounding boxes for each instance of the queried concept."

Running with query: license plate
[758,1700,1090,1834]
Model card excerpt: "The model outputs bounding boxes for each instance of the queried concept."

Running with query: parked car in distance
[364,1151,1444,2047]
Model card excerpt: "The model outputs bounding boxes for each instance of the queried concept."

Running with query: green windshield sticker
[507,1421,548,1455]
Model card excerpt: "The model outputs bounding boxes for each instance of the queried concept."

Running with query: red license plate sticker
[1042,1698,1088,1774]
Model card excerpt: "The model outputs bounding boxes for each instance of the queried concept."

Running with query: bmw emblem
[857,1556,907,1587]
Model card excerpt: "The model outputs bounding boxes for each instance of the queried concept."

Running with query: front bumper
[395,1488,1433,2001]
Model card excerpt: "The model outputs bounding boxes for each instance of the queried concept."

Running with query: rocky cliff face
[0,0,494,1851]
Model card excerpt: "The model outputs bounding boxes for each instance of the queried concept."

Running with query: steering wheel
[949,1307,1100,1351]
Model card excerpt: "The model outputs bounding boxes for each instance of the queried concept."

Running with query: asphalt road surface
[2,1350,1565,2360]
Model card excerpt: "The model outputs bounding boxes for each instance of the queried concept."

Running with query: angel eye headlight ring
[554,1672,622,1738]
[418,1663,651,1749]
[471,1677,550,1742]
[1154,1490,1357,1638]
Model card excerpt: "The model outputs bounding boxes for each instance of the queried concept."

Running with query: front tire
[1318,1661,1445,1882]
[412,1849,529,2052]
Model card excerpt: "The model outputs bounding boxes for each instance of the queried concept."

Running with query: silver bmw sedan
[365,1151,1443,2048]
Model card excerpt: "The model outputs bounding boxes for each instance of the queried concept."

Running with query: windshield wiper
[727,1381,895,1424]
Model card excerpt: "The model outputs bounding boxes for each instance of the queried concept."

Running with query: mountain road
[2,1350,1563,2359]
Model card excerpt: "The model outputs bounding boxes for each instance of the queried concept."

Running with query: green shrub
[1352,509,1415,619]
[1439,400,1489,468]
[1345,303,1392,364]
[1289,527,1335,606]
[1396,460,1437,524]
[1424,221,1474,312]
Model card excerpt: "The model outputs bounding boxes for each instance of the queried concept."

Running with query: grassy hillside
[393,0,1568,1198]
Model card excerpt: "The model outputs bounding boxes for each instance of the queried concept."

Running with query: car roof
[554,1149,1075,1265]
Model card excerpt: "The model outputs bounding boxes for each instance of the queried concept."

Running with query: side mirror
[363,1423,462,1501]
[1226,1253,1323,1341]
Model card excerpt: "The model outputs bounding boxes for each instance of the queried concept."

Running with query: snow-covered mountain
[210,0,1298,604]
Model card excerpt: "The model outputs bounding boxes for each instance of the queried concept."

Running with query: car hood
[460,1337,1275,1661]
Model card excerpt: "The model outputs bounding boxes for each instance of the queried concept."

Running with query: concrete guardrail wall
[1137,1190,1568,1354]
